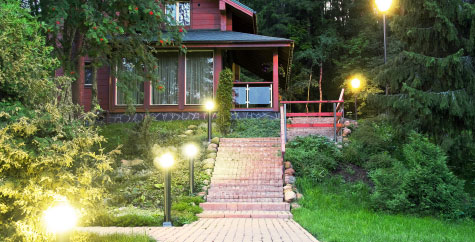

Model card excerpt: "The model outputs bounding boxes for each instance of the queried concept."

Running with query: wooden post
[333,103,337,142]
[273,49,279,112]
[144,81,151,110]
[284,104,287,142]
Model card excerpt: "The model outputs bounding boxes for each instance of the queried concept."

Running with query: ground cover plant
[71,232,154,242]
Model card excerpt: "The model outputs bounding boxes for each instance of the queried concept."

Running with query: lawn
[293,179,475,242]
[71,232,154,242]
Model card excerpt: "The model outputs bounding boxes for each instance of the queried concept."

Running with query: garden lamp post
[184,143,199,195]
[155,153,175,227]
[375,0,392,95]
[205,100,215,142]
[43,202,78,242]
[351,78,361,121]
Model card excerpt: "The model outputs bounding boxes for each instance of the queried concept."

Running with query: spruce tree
[371,0,475,176]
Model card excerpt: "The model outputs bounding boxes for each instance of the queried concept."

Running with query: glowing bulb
[351,78,361,89]
[155,153,175,169]
[43,203,77,233]
[205,100,215,111]
[184,144,198,158]
[375,0,392,12]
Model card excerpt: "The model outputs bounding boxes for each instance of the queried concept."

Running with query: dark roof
[229,0,256,13]
[183,30,291,43]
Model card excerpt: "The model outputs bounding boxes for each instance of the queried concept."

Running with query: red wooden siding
[81,66,110,111]
[191,0,220,30]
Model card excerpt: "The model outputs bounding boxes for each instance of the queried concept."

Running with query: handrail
[281,100,344,104]
[280,105,286,157]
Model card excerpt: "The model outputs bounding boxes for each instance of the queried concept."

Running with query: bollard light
[184,143,199,195]
[43,202,77,242]
[204,100,215,142]
[154,153,175,227]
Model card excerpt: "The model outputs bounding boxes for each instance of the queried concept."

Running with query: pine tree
[371,0,475,175]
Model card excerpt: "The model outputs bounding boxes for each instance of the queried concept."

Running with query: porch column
[214,49,223,95]
[178,53,186,110]
[273,48,279,111]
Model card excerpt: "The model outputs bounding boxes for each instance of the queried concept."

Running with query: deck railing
[280,89,345,144]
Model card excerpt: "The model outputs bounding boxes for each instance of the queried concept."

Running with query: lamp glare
[184,144,198,158]
[205,100,215,111]
[158,153,175,169]
[43,204,77,233]
[351,78,361,89]
[375,0,392,12]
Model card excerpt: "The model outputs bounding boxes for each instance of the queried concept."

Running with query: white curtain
[152,52,179,105]
[186,52,214,104]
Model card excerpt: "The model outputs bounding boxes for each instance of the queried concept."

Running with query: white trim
[184,50,215,106]
[166,1,191,26]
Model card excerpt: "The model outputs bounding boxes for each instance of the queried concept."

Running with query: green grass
[293,179,475,242]
[71,232,154,242]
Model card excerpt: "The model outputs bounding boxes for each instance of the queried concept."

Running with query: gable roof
[183,30,291,43]
[228,0,256,14]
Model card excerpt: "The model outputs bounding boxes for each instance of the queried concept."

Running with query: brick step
[208,186,283,193]
[197,210,292,219]
[218,143,280,146]
[207,191,283,198]
[211,178,282,184]
[207,198,283,202]
[200,202,290,211]
[214,160,282,165]
[211,177,282,182]
[210,174,282,179]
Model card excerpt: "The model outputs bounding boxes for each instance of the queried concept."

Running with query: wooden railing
[280,89,345,143]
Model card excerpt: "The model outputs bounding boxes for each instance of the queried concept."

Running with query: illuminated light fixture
[43,203,78,234]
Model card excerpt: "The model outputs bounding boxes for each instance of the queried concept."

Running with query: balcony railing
[232,82,273,109]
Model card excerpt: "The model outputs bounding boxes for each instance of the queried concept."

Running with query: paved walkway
[76,138,319,242]
[77,218,318,241]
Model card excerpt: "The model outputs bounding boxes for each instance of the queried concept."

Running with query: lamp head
[184,143,199,158]
[351,78,361,89]
[43,203,77,233]
[375,0,392,12]
[204,100,215,111]
[155,153,175,169]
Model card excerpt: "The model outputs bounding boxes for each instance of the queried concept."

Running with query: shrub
[216,69,234,135]
[286,135,341,183]
[226,118,280,138]
[121,114,157,164]
[369,133,468,218]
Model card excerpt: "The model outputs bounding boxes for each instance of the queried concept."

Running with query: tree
[216,69,234,135]
[370,0,475,176]
[23,0,184,111]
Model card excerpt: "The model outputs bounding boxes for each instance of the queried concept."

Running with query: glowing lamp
[43,203,77,233]
[375,0,392,12]
[184,144,199,158]
[156,153,175,169]
[351,78,361,89]
[205,100,215,111]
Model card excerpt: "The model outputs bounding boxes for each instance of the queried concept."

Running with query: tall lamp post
[184,143,199,195]
[375,0,393,95]
[155,153,175,227]
[351,78,361,121]
[43,201,78,242]
[205,100,215,142]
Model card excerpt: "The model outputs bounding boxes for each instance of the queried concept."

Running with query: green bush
[121,114,157,164]
[370,133,468,218]
[216,69,234,135]
[226,118,280,138]
[286,135,341,183]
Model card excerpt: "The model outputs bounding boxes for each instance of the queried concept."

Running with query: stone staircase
[198,138,292,219]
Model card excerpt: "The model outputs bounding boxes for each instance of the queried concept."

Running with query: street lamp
[375,0,392,95]
[183,143,199,195]
[351,78,361,121]
[43,202,78,242]
[154,153,175,227]
[204,100,215,142]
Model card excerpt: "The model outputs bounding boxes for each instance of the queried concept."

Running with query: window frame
[166,1,191,26]
[84,62,93,87]
[184,50,215,106]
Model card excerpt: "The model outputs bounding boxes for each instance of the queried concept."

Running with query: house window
[166,1,190,26]
[84,62,93,87]
[186,52,214,105]
[152,52,179,105]
[233,84,273,109]
[116,59,144,105]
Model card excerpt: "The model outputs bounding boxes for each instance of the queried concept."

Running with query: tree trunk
[306,67,313,113]
[318,65,323,113]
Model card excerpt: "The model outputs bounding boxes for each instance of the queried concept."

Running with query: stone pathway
[76,138,319,242]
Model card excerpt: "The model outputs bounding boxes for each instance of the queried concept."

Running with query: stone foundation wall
[106,111,280,123]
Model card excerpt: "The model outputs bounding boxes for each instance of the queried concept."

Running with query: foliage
[224,118,280,138]
[286,136,341,183]
[369,0,475,177]
[121,115,157,165]
[23,0,184,108]
[369,133,468,219]
[216,69,234,135]
[293,178,475,242]
[0,2,59,106]
[71,232,155,242]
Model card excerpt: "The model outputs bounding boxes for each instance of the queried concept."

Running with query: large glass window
[152,52,179,105]
[166,1,190,26]
[116,59,144,105]
[232,84,272,109]
[186,52,214,105]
